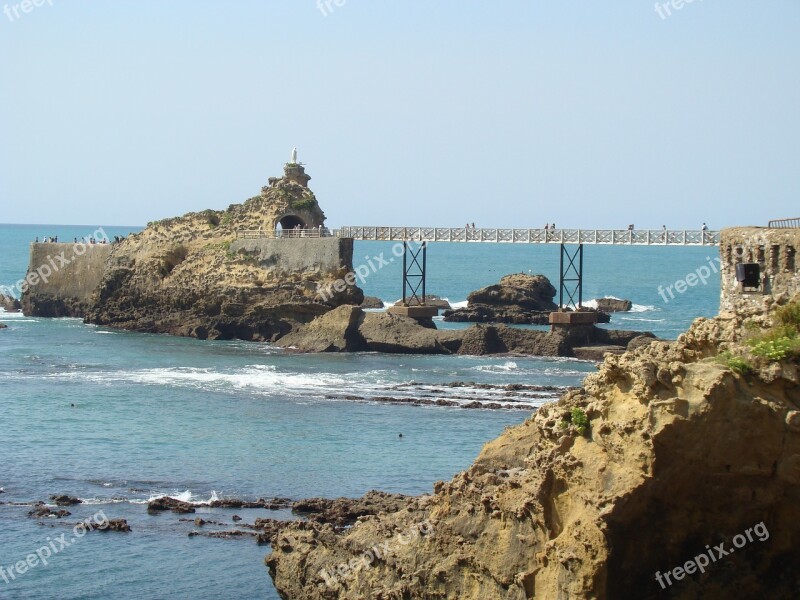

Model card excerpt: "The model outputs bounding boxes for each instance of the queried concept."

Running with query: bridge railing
[769,218,800,229]
[334,227,720,246]
[236,228,332,239]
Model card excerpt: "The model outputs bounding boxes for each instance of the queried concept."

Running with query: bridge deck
[334,226,720,246]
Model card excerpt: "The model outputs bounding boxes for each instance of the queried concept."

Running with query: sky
[1,1,798,229]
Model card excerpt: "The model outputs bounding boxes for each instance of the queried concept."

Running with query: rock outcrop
[0,293,21,312]
[277,306,462,355]
[592,297,632,312]
[83,163,362,341]
[360,296,386,309]
[266,303,800,599]
[444,273,558,324]
[457,324,650,358]
[278,306,651,357]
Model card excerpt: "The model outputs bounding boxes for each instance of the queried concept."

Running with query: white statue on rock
[290,147,298,164]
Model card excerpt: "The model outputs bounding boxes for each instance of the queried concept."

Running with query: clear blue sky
[1,1,798,229]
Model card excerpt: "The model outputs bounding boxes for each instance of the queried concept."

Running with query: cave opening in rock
[276,215,307,234]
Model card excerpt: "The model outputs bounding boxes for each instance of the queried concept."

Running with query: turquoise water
[0,224,720,599]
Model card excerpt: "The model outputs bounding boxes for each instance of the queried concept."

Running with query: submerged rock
[80,518,131,533]
[28,503,71,519]
[147,496,196,514]
[50,494,82,506]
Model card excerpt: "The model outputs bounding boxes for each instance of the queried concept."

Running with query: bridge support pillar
[550,243,596,330]
[558,243,584,309]
[387,241,438,319]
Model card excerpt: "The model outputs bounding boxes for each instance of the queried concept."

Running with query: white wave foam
[630,304,657,313]
[449,300,469,309]
[127,490,221,505]
[48,365,355,396]
[77,497,131,505]
[473,361,519,373]
[0,311,35,321]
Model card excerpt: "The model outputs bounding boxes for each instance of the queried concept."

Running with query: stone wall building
[720,225,800,315]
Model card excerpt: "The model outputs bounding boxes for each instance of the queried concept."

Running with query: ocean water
[0,224,720,599]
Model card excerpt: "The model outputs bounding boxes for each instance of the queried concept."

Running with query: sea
[0,223,720,599]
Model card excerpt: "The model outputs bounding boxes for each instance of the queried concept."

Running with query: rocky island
[22,160,362,340]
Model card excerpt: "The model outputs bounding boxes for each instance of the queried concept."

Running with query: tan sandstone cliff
[266,299,800,599]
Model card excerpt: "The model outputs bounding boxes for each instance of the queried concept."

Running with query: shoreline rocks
[278,305,654,358]
[265,310,800,599]
[1,293,21,312]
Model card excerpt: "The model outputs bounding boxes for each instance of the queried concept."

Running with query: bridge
[235,226,721,320]
[237,227,720,245]
[334,226,719,246]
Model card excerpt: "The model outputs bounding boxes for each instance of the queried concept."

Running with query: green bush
[570,408,590,436]
[749,337,800,361]
[560,408,589,436]
[716,351,754,375]
[292,194,317,211]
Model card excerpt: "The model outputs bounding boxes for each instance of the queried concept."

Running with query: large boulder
[593,297,633,312]
[443,273,557,324]
[277,305,366,352]
[359,296,385,309]
[358,312,461,354]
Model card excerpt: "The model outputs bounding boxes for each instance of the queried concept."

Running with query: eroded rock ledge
[277,305,651,358]
[266,311,800,599]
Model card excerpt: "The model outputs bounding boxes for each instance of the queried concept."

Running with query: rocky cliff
[266,297,800,599]
[84,163,362,340]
